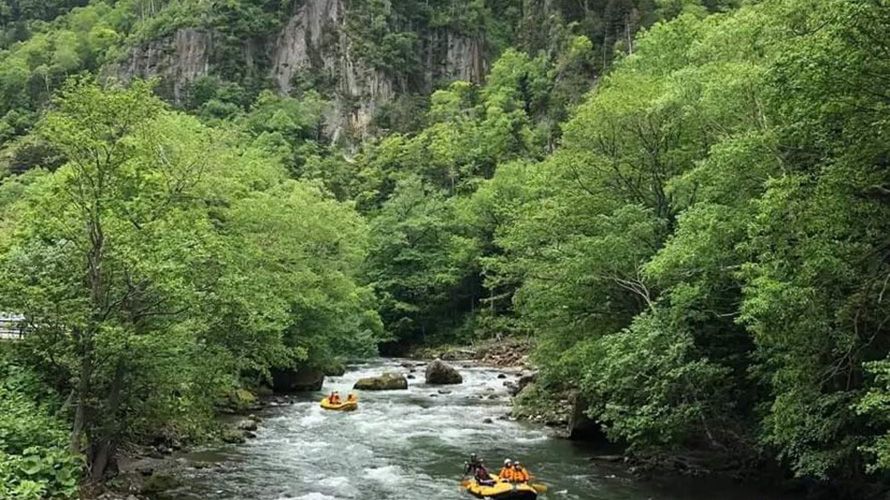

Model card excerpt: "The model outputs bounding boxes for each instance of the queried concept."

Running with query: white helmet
[504,458,512,465]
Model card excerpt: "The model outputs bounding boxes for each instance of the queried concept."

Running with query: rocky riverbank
[407,337,534,368]
[405,340,578,432]
[93,392,304,500]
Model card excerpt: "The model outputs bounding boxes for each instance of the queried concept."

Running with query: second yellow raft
[320,396,358,412]
[464,476,537,500]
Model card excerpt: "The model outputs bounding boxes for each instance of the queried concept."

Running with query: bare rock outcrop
[111,29,211,104]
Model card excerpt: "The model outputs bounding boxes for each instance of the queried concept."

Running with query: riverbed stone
[236,419,258,432]
[221,428,246,444]
[503,380,520,396]
[222,388,259,413]
[271,367,325,392]
[141,472,180,496]
[353,372,408,390]
[517,371,538,392]
[425,359,463,385]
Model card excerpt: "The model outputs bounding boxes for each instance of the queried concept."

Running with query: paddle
[530,483,548,493]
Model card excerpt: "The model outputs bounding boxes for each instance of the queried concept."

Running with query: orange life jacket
[498,467,514,481]
[513,466,530,482]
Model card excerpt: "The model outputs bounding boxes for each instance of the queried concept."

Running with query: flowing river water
[167,359,797,500]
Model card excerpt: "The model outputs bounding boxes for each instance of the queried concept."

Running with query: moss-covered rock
[353,372,408,390]
[141,472,180,497]
[323,362,346,376]
[511,383,571,428]
[220,428,247,444]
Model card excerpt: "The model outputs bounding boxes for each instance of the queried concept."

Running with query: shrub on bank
[0,361,80,500]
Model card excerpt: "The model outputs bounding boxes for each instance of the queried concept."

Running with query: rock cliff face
[112,29,212,104]
[110,0,488,141]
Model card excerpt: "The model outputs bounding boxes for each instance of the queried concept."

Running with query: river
[167,359,797,500]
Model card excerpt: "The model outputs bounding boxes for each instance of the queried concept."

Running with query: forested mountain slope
[2,0,890,499]
[1,0,710,145]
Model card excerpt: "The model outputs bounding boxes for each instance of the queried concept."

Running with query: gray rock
[503,381,520,396]
[221,428,246,444]
[425,360,463,385]
[517,371,538,392]
[353,372,408,390]
[483,418,493,424]
[437,389,452,395]
[141,473,180,496]
[497,374,507,379]
[137,464,155,476]
[236,419,257,432]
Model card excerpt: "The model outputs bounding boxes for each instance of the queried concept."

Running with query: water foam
[289,493,339,500]
[363,465,405,487]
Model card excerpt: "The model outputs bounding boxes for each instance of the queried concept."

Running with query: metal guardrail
[0,313,25,340]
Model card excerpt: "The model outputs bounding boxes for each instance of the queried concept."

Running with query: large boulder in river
[271,367,324,392]
[354,372,408,390]
[425,359,463,385]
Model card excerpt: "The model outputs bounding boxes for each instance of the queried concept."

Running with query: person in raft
[464,453,483,476]
[498,459,515,481]
[512,461,530,483]
[346,393,357,402]
[328,391,341,404]
[474,462,495,486]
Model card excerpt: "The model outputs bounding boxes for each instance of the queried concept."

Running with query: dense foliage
[0,78,379,493]
[345,0,890,494]
[476,0,890,491]
[1,0,890,498]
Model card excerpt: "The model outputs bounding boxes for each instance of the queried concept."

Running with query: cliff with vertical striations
[110,0,489,142]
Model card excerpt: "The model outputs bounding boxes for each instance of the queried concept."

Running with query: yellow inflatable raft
[320,396,358,412]
[464,476,537,500]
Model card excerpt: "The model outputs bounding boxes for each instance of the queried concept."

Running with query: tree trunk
[71,328,92,454]
[90,361,126,482]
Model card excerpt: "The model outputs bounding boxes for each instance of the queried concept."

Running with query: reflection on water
[167,359,797,500]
